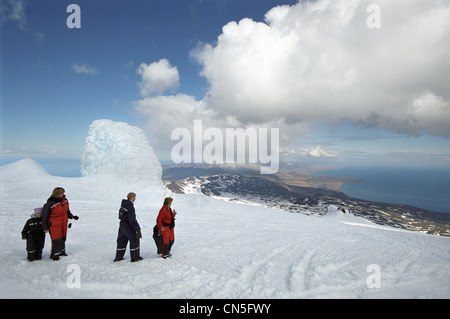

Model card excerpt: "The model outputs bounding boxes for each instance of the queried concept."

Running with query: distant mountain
[164,165,450,236]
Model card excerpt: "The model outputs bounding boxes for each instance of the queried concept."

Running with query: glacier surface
[0,120,449,299]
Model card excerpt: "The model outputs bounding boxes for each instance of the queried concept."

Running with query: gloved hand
[73,215,79,220]
[136,230,142,239]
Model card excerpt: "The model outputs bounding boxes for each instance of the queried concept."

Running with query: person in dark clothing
[21,208,46,261]
[114,192,143,262]
[42,187,79,261]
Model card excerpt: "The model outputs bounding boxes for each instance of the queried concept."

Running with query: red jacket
[41,196,72,231]
[157,205,175,230]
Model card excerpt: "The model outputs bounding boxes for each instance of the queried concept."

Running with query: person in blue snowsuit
[114,192,143,262]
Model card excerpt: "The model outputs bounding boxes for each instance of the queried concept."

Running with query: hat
[31,207,43,218]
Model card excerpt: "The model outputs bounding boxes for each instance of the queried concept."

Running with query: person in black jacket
[22,208,46,261]
[114,192,143,262]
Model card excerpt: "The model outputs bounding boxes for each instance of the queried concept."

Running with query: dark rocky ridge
[164,166,450,236]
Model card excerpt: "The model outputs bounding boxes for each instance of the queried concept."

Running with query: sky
[1,0,450,171]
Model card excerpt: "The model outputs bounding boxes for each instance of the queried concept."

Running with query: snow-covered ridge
[166,172,450,236]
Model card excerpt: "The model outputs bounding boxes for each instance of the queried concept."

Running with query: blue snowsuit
[114,199,141,261]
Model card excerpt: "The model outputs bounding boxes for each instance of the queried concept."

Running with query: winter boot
[162,244,171,259]
[50,253,60,261]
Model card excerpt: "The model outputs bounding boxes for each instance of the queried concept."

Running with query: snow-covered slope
[1,120,449,299]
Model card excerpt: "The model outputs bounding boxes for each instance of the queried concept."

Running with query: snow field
[1,120,449,298]
[2,181,449,298]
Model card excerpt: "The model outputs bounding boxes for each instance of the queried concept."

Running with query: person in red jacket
[156,197,177,259]
[42,187,78,260]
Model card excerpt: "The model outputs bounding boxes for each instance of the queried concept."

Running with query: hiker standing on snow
[114,192,143,262]
[42,187,79,261]
[156,197,177,259]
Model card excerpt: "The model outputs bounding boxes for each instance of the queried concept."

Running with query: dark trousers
[161,227,175,257]
[26,234,45,260]
[115,221,140,260]
[49,217,68,257]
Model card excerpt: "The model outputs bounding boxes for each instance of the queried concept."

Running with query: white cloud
[133,93,287,159]
[133,0,450,163]
[137,59,180,97]
[71,63,97,75]
[1,0,26,29]
[34,31,44,41]
[407,91,450,137]
[134,94,209,129]
[133,94,211,154]
[192,0,450,137]
[1,0,45,41]
[305,146,336,158]
[280,145,337,158]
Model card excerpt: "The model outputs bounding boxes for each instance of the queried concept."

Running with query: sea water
[317,166,450,213]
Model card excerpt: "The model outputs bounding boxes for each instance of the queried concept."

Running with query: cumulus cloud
[137,59,180,97]
[192,0,450,137]
[134,94,209,131]
[305,146,336,158]
[280,145,337,159]
[133,0,449,161]
[133,94,211,153]
[133,92,286,160]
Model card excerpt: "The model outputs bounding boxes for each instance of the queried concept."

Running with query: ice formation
[81,119,163,189]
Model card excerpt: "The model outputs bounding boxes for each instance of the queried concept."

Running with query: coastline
[312,166,450,214]
[165,166,450,236]
[274,170,360,193]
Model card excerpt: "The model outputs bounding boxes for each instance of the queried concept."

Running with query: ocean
[317,166,450,214]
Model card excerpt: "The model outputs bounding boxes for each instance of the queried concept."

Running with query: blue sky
[1,0,450,171]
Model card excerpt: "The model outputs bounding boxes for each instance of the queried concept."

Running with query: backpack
[118,207,128,221]
[153,225,162,255]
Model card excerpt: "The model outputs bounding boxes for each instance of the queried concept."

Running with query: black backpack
[153,225,162,254]
[118,207,128,221]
